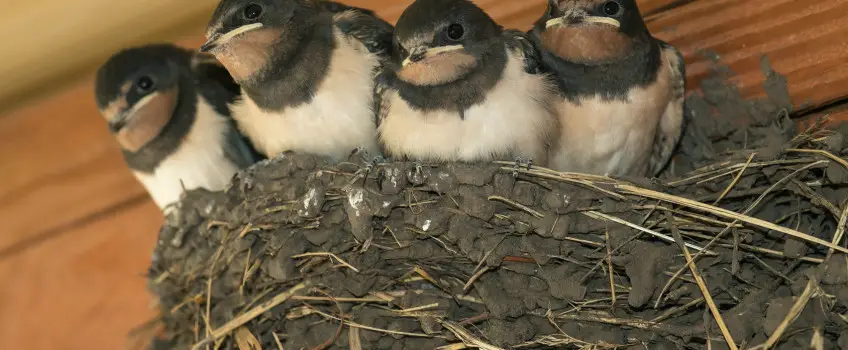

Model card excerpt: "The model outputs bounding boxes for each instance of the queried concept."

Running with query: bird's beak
[107,93,157,133]
[200,23,265,52]
[545,9,621,29]
[401,45,465,67]
[109,88,179,152]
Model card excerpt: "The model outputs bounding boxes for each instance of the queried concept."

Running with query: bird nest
[145,65,848,349]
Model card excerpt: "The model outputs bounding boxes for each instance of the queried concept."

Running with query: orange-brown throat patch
[396,51,478,86]
[541,25,633,63]
[213,28,283,82]
[114,87,179,152]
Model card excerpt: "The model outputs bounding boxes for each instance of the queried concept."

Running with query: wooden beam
[647,0,848,109]
[0,0,221,112]
[0,200,160,350]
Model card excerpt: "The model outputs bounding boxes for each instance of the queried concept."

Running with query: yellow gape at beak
[201,23,265,52]
[401,45,465,67]
[545,15,621,29]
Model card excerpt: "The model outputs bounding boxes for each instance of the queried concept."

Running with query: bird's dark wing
[191,53,241,106]
[372,71,394,158]
[373,72,393,128]
[649,39,687,177]
[331,8,394,59]
[191,52,265,166]
[502,29,543,75]
[222,126,265,168]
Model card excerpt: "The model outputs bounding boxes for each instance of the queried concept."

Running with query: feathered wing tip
[649,40,687,177]
[330,4,395,59]
[503,29,544,75]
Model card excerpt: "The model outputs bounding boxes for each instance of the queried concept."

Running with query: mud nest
[147,61,848,349]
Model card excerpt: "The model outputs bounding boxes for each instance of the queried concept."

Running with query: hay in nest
[145,63,848,350]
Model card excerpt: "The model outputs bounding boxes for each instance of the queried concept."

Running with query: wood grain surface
[1,1,846,349]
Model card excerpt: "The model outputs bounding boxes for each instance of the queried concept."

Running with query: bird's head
[94,44,189,152]
[393,0,503,86]
[535,0,649,64]
[201,0,320,83]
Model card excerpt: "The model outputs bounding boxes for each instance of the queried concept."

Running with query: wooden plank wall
[2,0,847,349]
[0,0,218,111]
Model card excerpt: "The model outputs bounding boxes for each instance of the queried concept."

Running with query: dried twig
[503,167,625,200]
[665,211,738,350]
[310,289,345,350]
[652,297,705,323]
[657,161,831,306]
[292,252,360,273]
[458,313,490,326]
[605,229,617,309]
[786,148,848,170]
[192,282,310,350]
[349,328,362,350]
[828,203,848,260]
[550,310,719,340]
[272,333,284,350]
[584,211,713,254]
[713,153,756,205]
[618,178,848,254]
[488,195,544,218]
[307,305,435,338]
[666,158,815,187]
[234,327,262,350]
[464,266,490,292]
[810,328,825,350]
[750,277,818,350]
[291,296,387,303]
[441,321,503,350]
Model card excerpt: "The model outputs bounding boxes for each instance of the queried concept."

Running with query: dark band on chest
[391,43,507,115]
[539,39,661,102]
[242,15,336,111]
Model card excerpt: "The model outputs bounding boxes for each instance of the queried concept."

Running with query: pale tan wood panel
[0,152,147,255]
[0,33,209,255]
[0,201,160,350]
[0,0,219,111]
[0,78,151,253]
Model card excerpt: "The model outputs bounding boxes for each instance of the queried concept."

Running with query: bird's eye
[136,76,154,92]
[398,45,409,59]
[243,4,263,20]
[602,1,621,16]
[446,23,465,41]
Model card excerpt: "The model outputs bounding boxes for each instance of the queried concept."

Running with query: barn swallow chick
[376,0,559,165]
[531,0,686,177]
[95,44,261,211]
[200,0,394,161]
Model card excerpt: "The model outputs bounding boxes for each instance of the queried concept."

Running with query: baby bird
[201,0,394,161]
[531,0,686,177]
[94,44,261,211]
[376,0,559,165]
